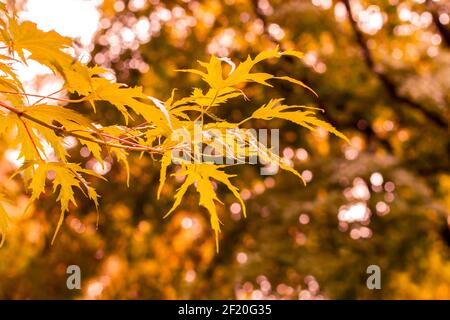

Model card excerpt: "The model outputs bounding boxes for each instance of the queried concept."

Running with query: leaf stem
[0,90,85,104]
[31,88,64,106]
[192,89,220,126]
[19,118,44,161]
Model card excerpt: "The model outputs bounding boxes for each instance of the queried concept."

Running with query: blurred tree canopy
[0,0,449,299]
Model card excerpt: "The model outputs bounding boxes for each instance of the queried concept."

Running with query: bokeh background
[0,0,449,299]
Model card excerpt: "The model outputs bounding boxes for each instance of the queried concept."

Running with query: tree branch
[0,101,165,153]
[0,90,85,104]
[251,0,281,45]
[342,0,448,130]
[250,0,395,152]
[426,0,450,47]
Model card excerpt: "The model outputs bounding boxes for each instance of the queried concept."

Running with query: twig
[0,90,85,104]
[19,117,44,161]
[31,88,64,106]
[0,101,165,153]
[250,0,395,151]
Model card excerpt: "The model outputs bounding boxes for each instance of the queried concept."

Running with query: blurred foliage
[0,0,449,299]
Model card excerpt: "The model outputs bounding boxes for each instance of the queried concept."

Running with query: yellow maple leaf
[18,161,105,244]
[6,18,73,69]
[177,46,317,96]
[252,98,349,142]
[163,163,246,252]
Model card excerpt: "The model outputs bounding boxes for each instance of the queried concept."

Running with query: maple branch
[118,121,150,138]
[118,132,147,141]
[31,88,64,106]
[0,101,165,154]
[66,129,151,150]
[192,89,220,126]
[204,89,219,120]
[0,90,85,104]
[342,0,448,130]
[91,131,149,148]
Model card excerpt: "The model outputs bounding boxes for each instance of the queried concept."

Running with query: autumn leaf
[163,164,246,252]
[0,5,347,251]
[177,46,317,96]
[5,18,73,69]
[252,99,349,142]
[18,161,105,244]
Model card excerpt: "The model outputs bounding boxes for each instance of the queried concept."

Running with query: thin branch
[0,101,165,153]
[94,132,149,148]
[19,117,44,161]
[251,0,281,45]
[31,88,64,106]
[426,0,450,47]
[342,0,448,130]
[250,0,394,152]
[0,90,85,104]
[191,89,220,126]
